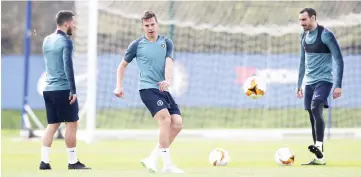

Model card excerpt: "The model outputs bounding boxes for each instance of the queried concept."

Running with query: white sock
[41,146,50,163]
[149,144,160,160]
[159,148,173,167]
[315,141,323,150]
[67,147,78,164]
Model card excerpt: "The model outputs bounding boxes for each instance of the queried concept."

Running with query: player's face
[64,16,76,36]
[299,12,314,31]
[142,17,158,38]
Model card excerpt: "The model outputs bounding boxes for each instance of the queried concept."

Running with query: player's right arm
[297,33,306,98]
[114,60,129,98]
[114,40,138,98]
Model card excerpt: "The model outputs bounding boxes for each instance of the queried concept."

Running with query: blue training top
[123,35,174,90]
[297,25,344,89]
[42,30,76,94]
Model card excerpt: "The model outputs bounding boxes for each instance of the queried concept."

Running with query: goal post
[85,0,98,144]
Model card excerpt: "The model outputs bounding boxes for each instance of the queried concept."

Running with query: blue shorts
[304,81,333,110]
[139,88,181,117]
[43,90,79,124]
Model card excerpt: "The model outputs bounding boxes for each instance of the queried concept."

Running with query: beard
[302,24,312,31]
[66,27,72,36]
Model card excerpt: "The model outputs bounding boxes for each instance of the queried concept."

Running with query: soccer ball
[274,148,295,166]
[243,76,266,99]
[208,148,229,166]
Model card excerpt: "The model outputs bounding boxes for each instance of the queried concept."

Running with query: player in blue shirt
[297,8,344,165]
[40,10,90,170]
[114,11,183,173]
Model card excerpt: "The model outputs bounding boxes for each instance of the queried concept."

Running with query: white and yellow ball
[243,76,266,99]
[208,148,229,166]
[274,148,295,166]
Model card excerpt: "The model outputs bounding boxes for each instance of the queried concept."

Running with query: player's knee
[155,109,171,124]
[311,100,324,123]
[46,123,61,133]
[160,116,171,126]
[171,122,182,132]
[171,116,183,132]
[311,100,322,113]
[156,114,171,126]
[65,121,78,132]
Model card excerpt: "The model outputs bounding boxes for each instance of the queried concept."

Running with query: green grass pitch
[2,109,361,129]
[2,130,361,177]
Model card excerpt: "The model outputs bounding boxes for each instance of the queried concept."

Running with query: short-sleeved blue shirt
[124,35,174,90]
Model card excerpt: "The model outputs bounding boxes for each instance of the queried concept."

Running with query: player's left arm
[159,38,175,91]
[165,57,174,83]
[322,29,344,99]
[63,39,77,104]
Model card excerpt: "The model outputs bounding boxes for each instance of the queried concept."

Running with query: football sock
[149,143,160,160]
[315,141,324,153]
[159,148,172,166]
[307,109,316,144]
[67,147,78,164]
[41,146,51,163]
[311,100,325,144]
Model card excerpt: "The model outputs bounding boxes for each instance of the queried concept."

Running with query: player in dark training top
[297,8,344,165]
[114,11,183,173]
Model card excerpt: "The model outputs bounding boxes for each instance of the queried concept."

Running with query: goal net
[73,1,361,142]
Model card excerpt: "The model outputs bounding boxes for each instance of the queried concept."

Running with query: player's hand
[69,94,77,104]
[158,80,170,92]
[333,88,342,99]
[113,87,124,98]
[296,88,303,99]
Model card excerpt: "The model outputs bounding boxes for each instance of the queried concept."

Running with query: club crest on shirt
[157,100,164,106]
[161,44,166,48]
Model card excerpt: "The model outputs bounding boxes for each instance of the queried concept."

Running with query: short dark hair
[299,8,317,20]
[56,10,75,26]
[141,10,158,23]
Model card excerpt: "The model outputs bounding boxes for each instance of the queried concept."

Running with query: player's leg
[40,91,61,170]
[307,109,316,144]
[65,121,89,169]
[310,99,325,154]
[139,89,183,173]
[160,92,183,173]
[154,109,173,163]
[308,99,326,164]
[303,82,332,165]
[65,121,78,163]
[153,109,183,173]
[308,82,332,160]
[169,114,182,146]
[141,108,171,173]
[139,89,169,172]
[40,123,61,170]
[145,115,183,173]
[155,109,172,149]
[303,85,316,144]
[302,84,323,165]
[147,114,181,159]
[148,93,182,148]
[57,90,90,170]
[168,92,183,146]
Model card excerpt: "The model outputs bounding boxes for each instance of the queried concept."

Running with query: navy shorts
[43,90,79,124]
[304,81,333,110]
[139,88,181,117]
